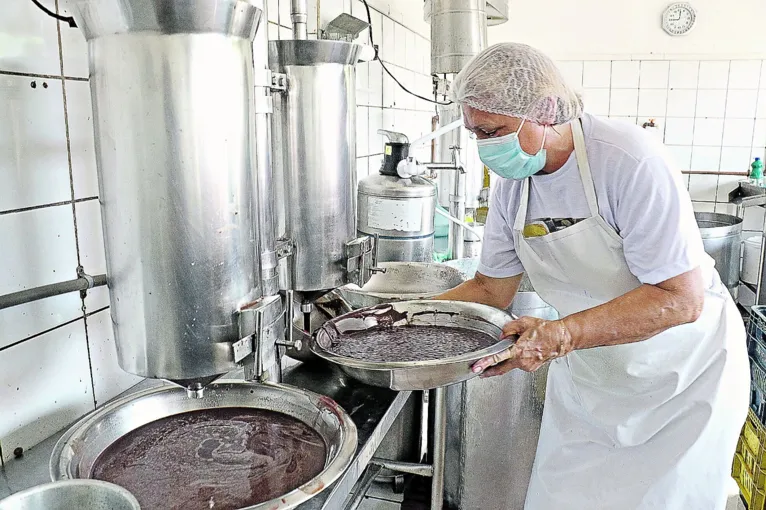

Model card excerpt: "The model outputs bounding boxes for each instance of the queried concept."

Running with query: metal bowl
[50,382,357,510]
[0,480,140,510]
[311,300,514,391]
[338,262,467,309]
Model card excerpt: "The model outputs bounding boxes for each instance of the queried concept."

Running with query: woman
[438,43,749,509]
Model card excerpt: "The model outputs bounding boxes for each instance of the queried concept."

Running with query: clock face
[662,3,697,36]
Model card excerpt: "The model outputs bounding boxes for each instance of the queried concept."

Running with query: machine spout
[185,383,205,399]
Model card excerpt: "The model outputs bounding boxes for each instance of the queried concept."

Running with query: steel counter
[0,362,411,509]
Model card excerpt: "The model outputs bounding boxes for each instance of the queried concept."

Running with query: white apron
[517,120,750,509]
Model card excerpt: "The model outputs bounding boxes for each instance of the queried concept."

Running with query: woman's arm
[473,267,705,376]
[435,272,523,310]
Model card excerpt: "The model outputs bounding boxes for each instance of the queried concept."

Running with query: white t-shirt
[478,113,713,286]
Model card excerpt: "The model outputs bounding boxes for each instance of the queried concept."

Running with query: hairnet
[451,43,583,126]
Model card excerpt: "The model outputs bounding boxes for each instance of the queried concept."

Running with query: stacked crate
[735,306,766,508]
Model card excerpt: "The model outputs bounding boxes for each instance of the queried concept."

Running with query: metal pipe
[681,170,749,176]
[291,0,308,40]
[0,274,107,310]
[449,169,466,260]
[344,463,383,510]
[435,207,482,240]
[424,163,460,170]
[431,386,447,510]
[369,458,434,477]
[254,0,279,297]
[410,119,463,148]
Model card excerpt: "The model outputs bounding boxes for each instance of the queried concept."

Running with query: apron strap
[571,119,600,219]
[514,178,531,231]
[513,118,599,233]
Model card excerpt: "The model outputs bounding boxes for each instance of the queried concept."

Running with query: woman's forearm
[435,273,522,310]
[562,268,705,351]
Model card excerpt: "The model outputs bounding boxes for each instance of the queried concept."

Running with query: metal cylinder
[429,0,487,75]
[70,0,264,387]
[291,0,308,40]
[449,170,466,259]
[431,386,447,510]
[434,102,485,211]
[357,175,436,263]
[270,40,362,293]
[444,275,557,510]
[695,212,742,298]
[252,0,282,382]
[254,0,279,299]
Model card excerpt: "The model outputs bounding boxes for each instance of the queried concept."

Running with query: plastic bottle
[751,157,764,187]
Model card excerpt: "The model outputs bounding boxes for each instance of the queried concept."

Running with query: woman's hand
[472,316,574,377]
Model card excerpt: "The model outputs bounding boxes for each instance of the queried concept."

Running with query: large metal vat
[357,175,436,262]
[443,269,556,510]
[68,0,264,388]
[695,212,743,298]
[270,40,362,293]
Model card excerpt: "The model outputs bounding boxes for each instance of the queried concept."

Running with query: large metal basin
[338,262,467,309]
[50,382,357,510]
[312,300,513,391]
[0,480,140,510]
[695,212,742,298]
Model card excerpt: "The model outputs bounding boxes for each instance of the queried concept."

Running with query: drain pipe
[0,273,106,310]
[291,0,308,40]
[254,0,279,298]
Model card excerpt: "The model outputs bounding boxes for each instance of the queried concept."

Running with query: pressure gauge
[662,3,697,36]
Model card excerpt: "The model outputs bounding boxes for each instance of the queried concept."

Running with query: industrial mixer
[40,0,381,508]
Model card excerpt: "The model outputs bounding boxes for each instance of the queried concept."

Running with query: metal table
[729,182,766,308]
[0,362,412,510]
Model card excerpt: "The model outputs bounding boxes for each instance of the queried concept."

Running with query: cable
[360,0,452,106]
[30,0,77,28]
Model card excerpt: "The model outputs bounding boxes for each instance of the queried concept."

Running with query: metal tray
[311,300,514,391]
[50,382,357,510]
[338,262,467,309]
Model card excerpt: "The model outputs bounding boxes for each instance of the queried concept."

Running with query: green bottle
[751,158,764,187]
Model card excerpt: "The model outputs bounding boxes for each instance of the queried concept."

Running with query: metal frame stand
[370,386,447,510]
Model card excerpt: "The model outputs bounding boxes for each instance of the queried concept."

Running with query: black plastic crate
[750,306,766,371]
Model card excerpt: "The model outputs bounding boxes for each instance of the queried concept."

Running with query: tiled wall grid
[556,59,766,240]
[4,0,766,462]
[0,0,432,463]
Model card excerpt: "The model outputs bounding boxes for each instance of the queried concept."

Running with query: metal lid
[269,40,363,67]
[358,174,436,198]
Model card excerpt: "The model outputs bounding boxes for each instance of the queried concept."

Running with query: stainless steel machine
[69,0,378,396]
[75,0,278,394]
[43,0,374,507]
[427,0,490,260]
[357,131,437,263]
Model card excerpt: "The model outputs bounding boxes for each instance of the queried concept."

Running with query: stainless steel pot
[0,480,140,510]
[312,300,513,391]
[50,382,357,510]
[695,212,743,298]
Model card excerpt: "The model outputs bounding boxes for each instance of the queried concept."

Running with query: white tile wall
[87,310,143,406]
[0,0,60,76]
[0,0,432,462]
[0,321,93,461]
[0,1,145,463]
[560,57,766,217]
[0,76,70,211]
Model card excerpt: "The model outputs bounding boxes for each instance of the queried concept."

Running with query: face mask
[476,120,547,180]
